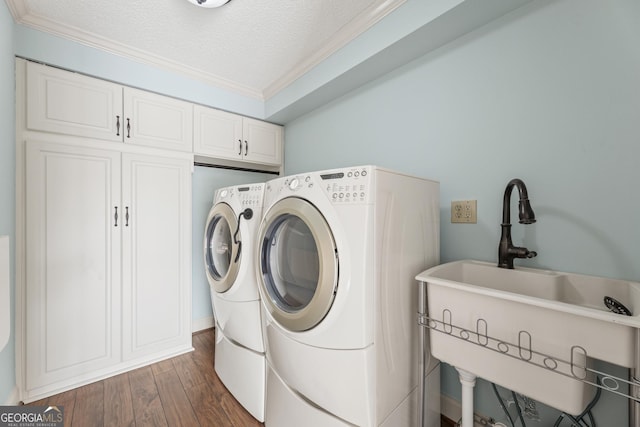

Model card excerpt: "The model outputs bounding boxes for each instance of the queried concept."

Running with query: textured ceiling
[7,0,404,99]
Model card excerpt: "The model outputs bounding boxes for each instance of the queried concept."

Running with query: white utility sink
[416,260,640,416]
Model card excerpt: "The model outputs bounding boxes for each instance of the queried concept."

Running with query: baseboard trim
[192,316,215,333]
[441,394,462,426]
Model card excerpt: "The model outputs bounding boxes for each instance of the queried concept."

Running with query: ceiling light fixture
[186,0,231,8]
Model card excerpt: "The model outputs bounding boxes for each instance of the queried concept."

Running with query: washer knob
[289,178,300,190]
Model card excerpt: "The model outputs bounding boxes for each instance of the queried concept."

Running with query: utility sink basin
[416,260,640,415]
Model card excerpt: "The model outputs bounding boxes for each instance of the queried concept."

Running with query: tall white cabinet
[17,59,194,401]
[25,142,123,391]
[121,153,192,362]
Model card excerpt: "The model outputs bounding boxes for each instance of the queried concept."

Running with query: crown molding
[6,0,263,99]
[6,0,405,102]
[262,0,406,100]
[5,0,28,21]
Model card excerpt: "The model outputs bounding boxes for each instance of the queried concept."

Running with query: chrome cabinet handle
[244,140,248,156]
[116,116,120,136]
[125,206,130,227]
[114,206,118,227]
[126,118,131,138]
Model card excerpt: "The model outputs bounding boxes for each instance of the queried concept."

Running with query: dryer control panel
[319,166,372,204]
[265,166,374,206]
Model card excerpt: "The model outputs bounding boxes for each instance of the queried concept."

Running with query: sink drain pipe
[418,282,427,427]
[456,368,477,427]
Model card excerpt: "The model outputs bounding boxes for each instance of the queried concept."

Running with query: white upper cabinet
[194,105,283,166]
[242,117,284,166]
[123,88,193,152]
[26,61,193,152]
[25,60,282,167]
[27,62,123,142]
[194,107,243,160]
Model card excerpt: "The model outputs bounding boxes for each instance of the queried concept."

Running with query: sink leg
[632,329,640,427]
[631,374,640,427]
[456,368,477,427]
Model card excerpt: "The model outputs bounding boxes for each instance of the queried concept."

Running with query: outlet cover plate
[451,200,477,223]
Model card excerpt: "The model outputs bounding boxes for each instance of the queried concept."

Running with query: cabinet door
[121,153,192,361]
[26,61,123,142]
[25,141,121,391]
[123,88,193,152]
[193,105,243,160]
[242,117,283,166]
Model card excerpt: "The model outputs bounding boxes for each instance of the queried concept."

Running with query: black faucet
[498,178,537,269]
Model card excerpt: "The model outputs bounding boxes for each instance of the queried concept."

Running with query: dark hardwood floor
[29,328,263,427]
[440,415,457,427]
[30,328,453,427]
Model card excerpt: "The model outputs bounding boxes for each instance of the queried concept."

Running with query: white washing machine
[204,183,266,422]
[256,165,441,427]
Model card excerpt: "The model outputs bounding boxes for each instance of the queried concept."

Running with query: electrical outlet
[451,200,477,223]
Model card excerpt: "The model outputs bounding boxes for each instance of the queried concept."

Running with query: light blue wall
[191,166,273,323]
[0,1,15,404]
[284,0,640,423]
[265,0,532,122]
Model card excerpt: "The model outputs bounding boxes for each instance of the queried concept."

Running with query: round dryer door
[204,202,239,293]
[258,197,338,332]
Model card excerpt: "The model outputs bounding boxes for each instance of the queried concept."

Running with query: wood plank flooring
[29,328,451,427]
[29,329,263,427]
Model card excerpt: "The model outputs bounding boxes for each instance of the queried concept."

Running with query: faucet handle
[526,250,537,259]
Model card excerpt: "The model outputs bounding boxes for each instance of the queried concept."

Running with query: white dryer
[256,165,441,427]
[204,183,266,422]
